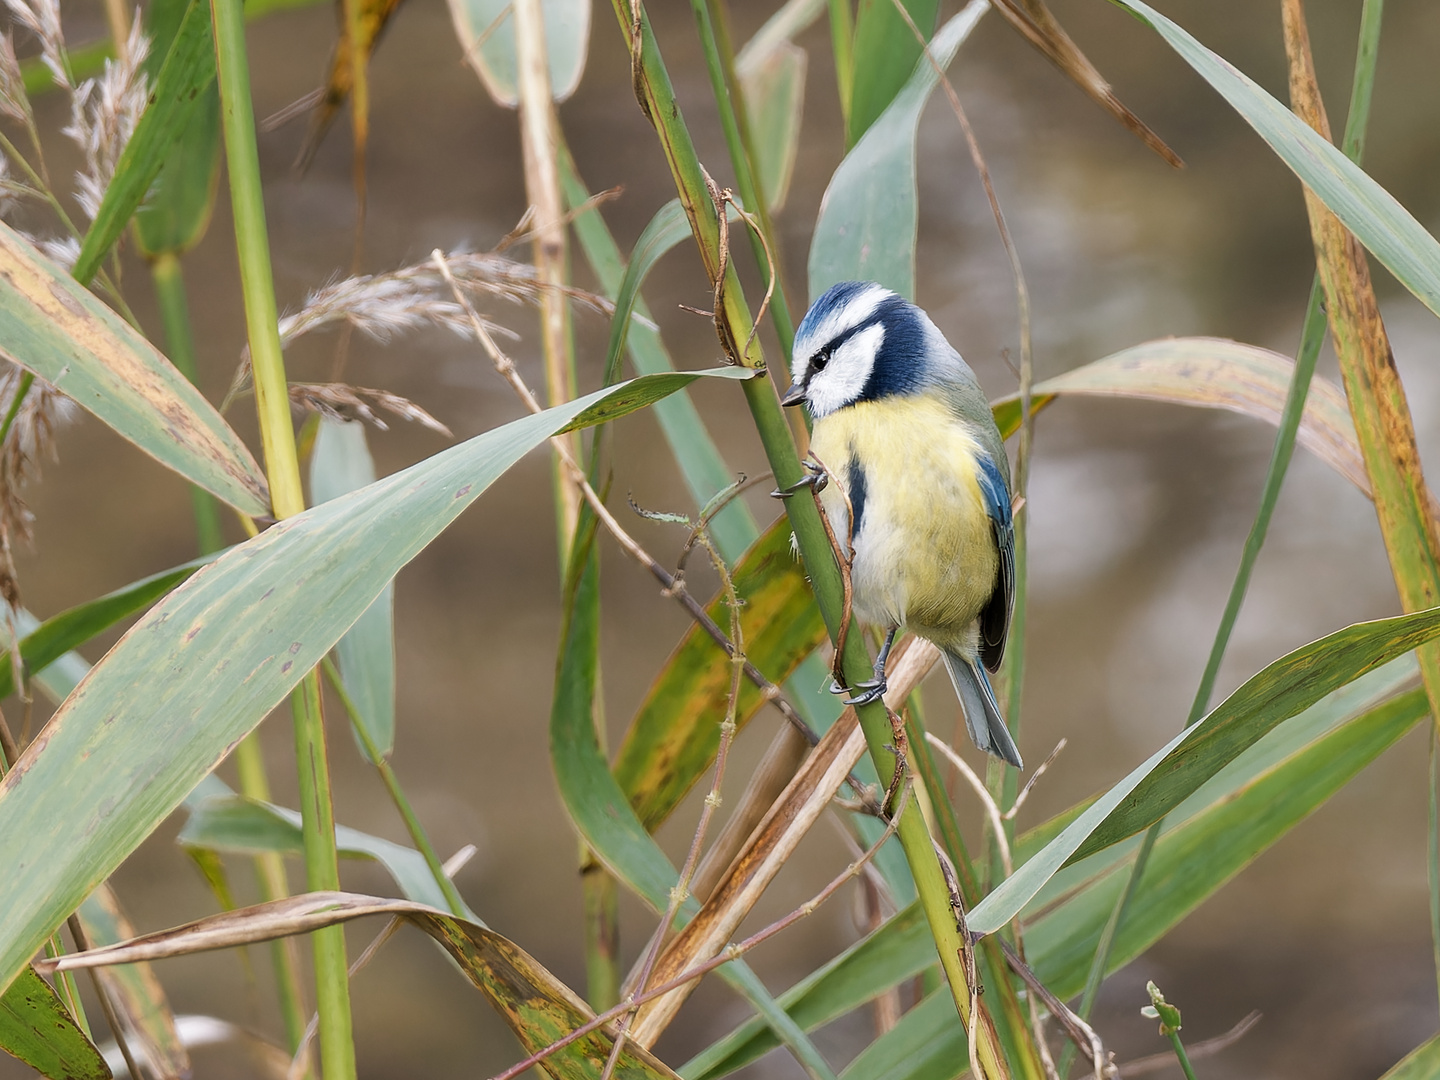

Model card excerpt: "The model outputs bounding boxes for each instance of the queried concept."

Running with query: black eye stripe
[809,311,885,375]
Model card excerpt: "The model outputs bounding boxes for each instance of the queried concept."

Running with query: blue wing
[975,451,1014,673]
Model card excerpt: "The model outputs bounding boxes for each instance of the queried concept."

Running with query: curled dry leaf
[41,891,682,1080]
[289,382,453,438]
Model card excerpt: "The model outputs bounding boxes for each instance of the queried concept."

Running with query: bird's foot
[771,459,828,499]
[841,676,888,707]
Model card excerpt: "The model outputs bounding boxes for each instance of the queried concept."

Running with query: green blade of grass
[0,555,215,702]
[0,368,750,998]
[844,0,940,146]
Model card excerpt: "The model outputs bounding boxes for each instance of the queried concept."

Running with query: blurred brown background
[6,0,1440,1077]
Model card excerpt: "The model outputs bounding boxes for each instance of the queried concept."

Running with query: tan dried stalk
[511,0,581,549]
[625,637,940,1045]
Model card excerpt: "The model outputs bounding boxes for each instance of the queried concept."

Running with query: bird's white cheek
[807,323,883,417]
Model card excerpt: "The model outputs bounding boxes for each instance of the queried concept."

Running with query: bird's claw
[771,460,828,499]
[841,677,887,707]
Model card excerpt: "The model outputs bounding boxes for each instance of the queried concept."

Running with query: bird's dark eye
[813,349,830,372]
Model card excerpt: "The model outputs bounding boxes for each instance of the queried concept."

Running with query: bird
[777,281,1022,768]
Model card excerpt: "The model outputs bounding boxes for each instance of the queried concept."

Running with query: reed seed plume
[0,32,32,125]
[276,250,613,348]
[63,19,149,223]
[4,0,68,90]
[227,250,611,408]
[0,362,74,606]
[289,383,453,437]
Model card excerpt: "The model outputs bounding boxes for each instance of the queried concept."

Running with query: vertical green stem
[210,0,352,1074]
[210,0,303,521]
[291,673,356,1080]
[151,253,225,554]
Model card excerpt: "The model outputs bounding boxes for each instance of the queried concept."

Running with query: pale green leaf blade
[969,607,1440,936]
[835,987,959,1080]
[1114,0,1440,321]
[0,555,213,702]
[809,4,987,301]
[446,0,590,106]
[0,223,269,515]
[0,368,750,997]
[990,337,1367,496]
[310,417,395,760]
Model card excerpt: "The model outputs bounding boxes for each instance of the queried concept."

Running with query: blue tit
[779,281,1021,768]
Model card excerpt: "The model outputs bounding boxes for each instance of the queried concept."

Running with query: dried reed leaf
[40,891,683,1080]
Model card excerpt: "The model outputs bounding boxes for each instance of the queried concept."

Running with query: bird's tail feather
[940,648,1023,769]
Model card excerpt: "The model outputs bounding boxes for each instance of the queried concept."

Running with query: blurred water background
[7,0,1440,1077]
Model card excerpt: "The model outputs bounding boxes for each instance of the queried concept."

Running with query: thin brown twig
[429,249,879,813]
[486,787,909,1080]
[997,938,1115,1080]
[925,731,1012,876]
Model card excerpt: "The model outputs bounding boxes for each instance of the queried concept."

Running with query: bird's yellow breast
[809,394,998,649]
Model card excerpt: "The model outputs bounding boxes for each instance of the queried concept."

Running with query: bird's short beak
[780,382,806,407]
